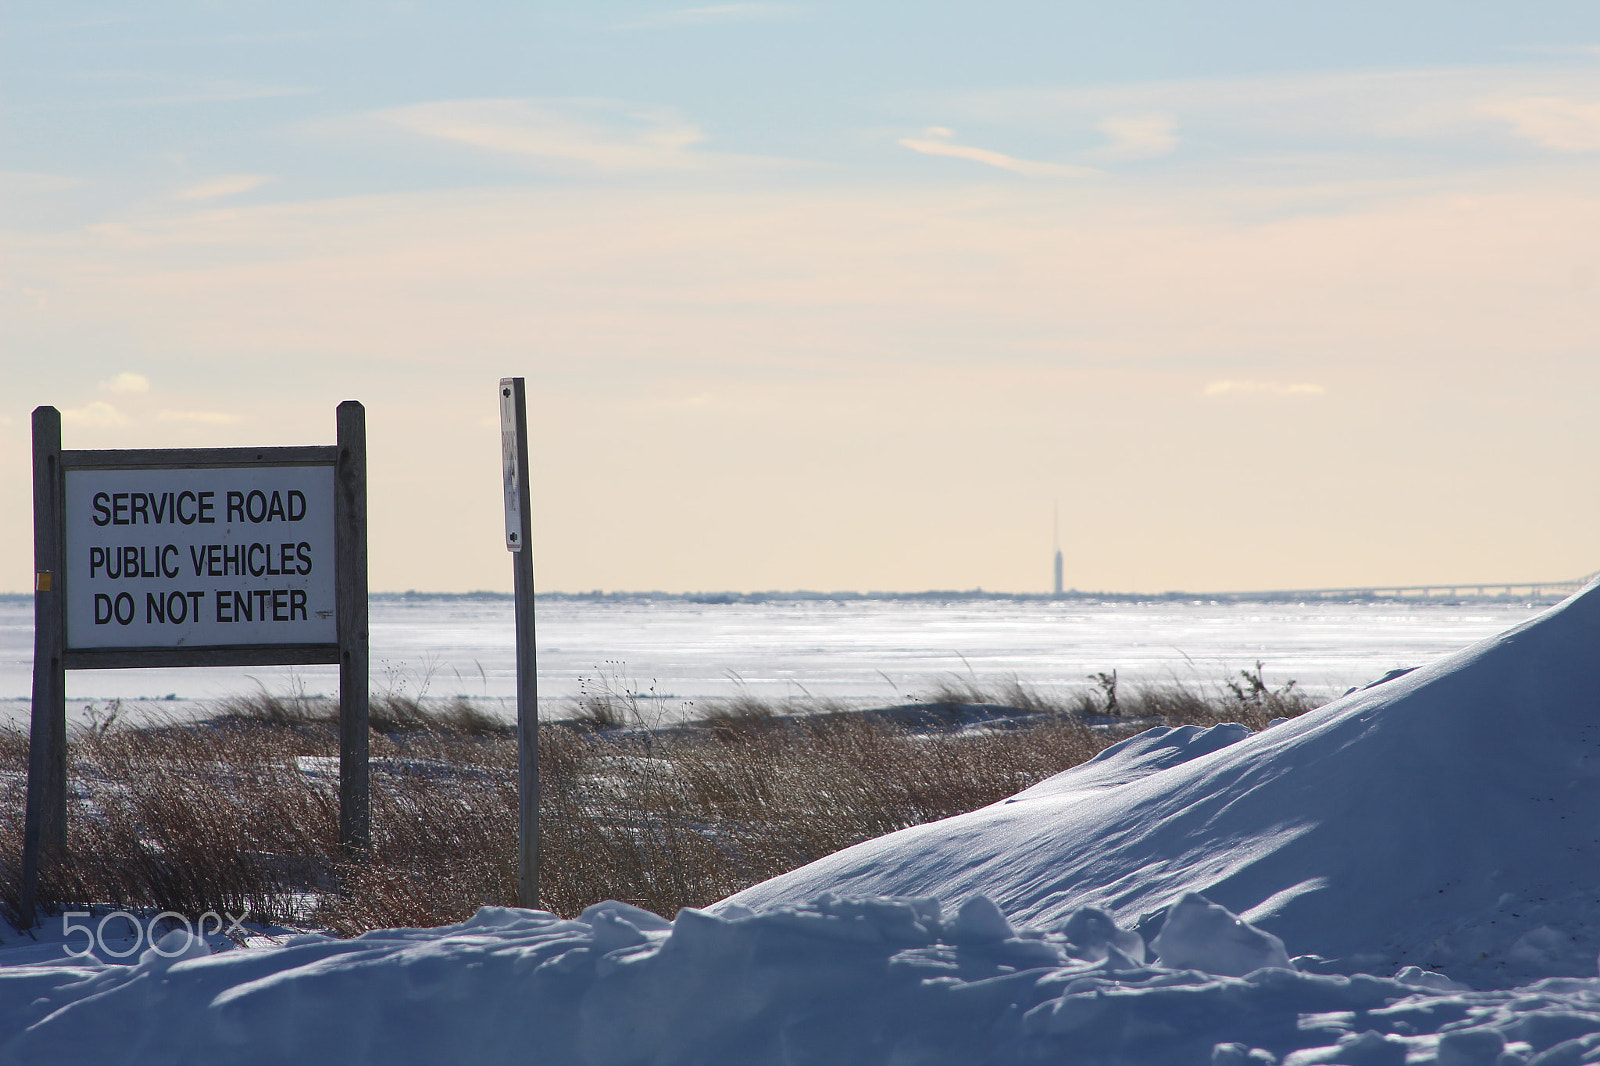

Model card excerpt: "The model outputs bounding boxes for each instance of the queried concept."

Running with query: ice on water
[0,595,1549,727]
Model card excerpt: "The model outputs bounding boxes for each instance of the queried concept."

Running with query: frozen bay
[0,593,1548,727]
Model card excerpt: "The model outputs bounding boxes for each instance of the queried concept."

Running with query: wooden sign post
[500,378,539,909]
[19,402,369,927]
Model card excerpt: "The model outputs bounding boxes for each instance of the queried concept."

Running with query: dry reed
[1,677,1321,935]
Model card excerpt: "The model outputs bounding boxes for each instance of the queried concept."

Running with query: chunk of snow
[1393,965,1470,991]
[1434,1026,1506,1066]
[948,894,1012,943]
[1060,904,1147,964]
[1151,892,1292,976]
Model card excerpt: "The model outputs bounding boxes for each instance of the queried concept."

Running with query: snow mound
[10,894,1600,1066]
[720,578,1600,986]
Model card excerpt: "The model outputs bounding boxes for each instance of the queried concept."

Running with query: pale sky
[4,2,1600,594]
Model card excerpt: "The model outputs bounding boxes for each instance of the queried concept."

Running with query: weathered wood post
[20,406,67,929]
[335,401,370,855]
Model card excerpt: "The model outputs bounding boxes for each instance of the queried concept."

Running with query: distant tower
[1052,500,1064,596]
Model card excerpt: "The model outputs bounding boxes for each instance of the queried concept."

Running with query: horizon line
[0,576,1588,603]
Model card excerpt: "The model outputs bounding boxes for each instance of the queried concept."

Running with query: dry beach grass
[0,674,1320,935]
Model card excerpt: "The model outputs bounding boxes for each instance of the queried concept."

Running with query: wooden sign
[20,402,370,927]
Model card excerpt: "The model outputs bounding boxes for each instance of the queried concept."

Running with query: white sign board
[499,379,523,552]
[64,466,337,649]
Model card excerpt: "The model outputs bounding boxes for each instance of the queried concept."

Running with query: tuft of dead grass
[915,668,1320,730]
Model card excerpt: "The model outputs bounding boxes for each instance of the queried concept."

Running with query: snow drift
[7,895,1598,1066]
[721,579,1600,986]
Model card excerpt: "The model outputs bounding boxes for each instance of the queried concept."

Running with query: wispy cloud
[617,4,799,29]
[897,127,1101,178]
[0,170,85,194]
[1482,96,1600,151]
[932,66,1600,167]
[37,13,141,31]
[107,80,312,108]
[1203,381,1326,398]
[380,98,721,173]
[1507,44,1600,58]
[173,174,272,201]
[99,372,149,394]
[158,409,239,425]
[1087,114,1178,160]
[212,29,367,45]
[62,401,131,427]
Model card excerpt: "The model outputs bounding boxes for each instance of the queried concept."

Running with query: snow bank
[722,578,1600,987]
[10,894,1600,1066]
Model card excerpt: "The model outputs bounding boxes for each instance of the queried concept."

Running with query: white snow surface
[8,581,1600,1063]
[721,577,1600,989]
[9,895,1600,1065]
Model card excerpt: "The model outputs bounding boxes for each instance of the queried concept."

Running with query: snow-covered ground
[3,896,1598,1065]
[5,581,1600,1064]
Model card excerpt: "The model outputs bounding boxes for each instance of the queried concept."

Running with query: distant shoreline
[1,588,1574,605]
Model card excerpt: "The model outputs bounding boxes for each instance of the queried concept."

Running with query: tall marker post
[500,378,539,908]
